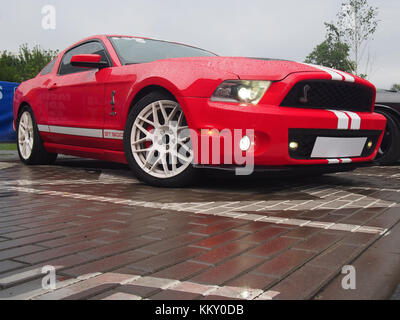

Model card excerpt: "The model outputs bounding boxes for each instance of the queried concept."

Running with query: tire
[123,92,197,187]
[374,110,400,165]
[17,106,58,165]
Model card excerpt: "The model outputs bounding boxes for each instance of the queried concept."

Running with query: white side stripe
[345,111,361,130]
[328,110,349,129]
[37,125,50,132]
[49,126,103,138]
[38,125,124,140]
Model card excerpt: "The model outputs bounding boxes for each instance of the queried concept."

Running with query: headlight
[211,80,272,105]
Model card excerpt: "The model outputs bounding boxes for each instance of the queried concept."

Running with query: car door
[46,40,112,148]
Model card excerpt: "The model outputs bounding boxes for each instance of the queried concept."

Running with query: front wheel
[123,92,197,187]
[17,106,58,165]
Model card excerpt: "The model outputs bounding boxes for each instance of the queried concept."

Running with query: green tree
[0,44,58,83]
[391,84,400,91]
[305,38,355,73]
[325,0,379,76]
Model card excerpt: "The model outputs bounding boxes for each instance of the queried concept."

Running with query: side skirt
[44,142,128,164]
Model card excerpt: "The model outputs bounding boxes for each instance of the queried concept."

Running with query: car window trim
[57,39,114,76]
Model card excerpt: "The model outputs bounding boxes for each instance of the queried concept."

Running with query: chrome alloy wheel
[18,111,34,160]
[130,100,194,179]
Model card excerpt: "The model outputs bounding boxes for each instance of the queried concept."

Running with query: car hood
[152,56,321,81]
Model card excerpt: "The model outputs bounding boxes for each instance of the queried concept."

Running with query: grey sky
[0,0,398,89]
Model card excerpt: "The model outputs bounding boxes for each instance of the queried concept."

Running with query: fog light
[240,136,251,151]
[367,140,373,149]
[289,141,299,150]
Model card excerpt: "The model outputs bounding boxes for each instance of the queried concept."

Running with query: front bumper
[179,96,386,167]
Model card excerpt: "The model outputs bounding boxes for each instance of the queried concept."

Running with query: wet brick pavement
[0,153,399,300]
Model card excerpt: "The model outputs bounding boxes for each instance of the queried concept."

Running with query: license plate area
[311,137,367,158]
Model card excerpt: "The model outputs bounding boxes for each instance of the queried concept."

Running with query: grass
[0,143,17,151]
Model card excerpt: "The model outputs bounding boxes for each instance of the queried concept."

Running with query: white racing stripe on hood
[334,70,355,83]
[301,63,343,81]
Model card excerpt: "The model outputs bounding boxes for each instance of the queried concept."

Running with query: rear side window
[58,41,110,75]
[40,58,57,75]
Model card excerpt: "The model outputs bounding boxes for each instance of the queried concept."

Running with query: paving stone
[309,243,362,270]
[148,290,200,300]
[0,275,78,300]
[0,245,45,261]
[211,285,263,300]
[37,230,114,248]
[282,227,320,239]
[232,221,273,232]
[116,284,160,297]
[36,273,138,300]
[0,233,64,251]
[91,291,142,300]
[127,276,179,289]
[240,226,289,243]
[127,246,205,273]
[62,250,151,277]
[15,241,101,265]
[194,220,246,236]
[253,249,315,278]
[0,260,27,274]
[340,232,379,246]
[0,254,88,288]
[189,255,264,286]
[246,237,298,258]
[171,281,217,295]
[226,272,277,290]
[269,265,336,300]
[137,234,203,254]
[293,233,343,252]
[77,237,155,260]
[151,261,208,281]
[191,230,249,249]
[193,241,255,265]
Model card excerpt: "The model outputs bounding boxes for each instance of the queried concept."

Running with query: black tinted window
[59,41,109,75]
[40,58,57,75]
[110,37,216,65]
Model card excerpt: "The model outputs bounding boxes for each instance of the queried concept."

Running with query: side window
[58,41,110,76]
[40,58,57,76]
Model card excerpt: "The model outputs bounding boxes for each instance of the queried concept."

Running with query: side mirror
[70,54,108,69]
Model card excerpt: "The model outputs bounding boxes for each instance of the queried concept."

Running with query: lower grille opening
[288,129,381,160]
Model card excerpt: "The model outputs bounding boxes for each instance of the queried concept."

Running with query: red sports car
[13,35,386,187]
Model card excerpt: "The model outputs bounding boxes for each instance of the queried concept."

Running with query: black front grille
[281,80,374,112]
[288,129,381,160]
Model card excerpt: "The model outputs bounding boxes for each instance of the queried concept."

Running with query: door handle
[48,83,58,90]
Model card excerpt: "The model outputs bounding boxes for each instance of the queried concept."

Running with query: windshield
[109,37,217,65]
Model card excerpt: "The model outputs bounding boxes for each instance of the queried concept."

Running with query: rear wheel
[374,110,400,165]
[17,106,58,165]
[124,92,196,187]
